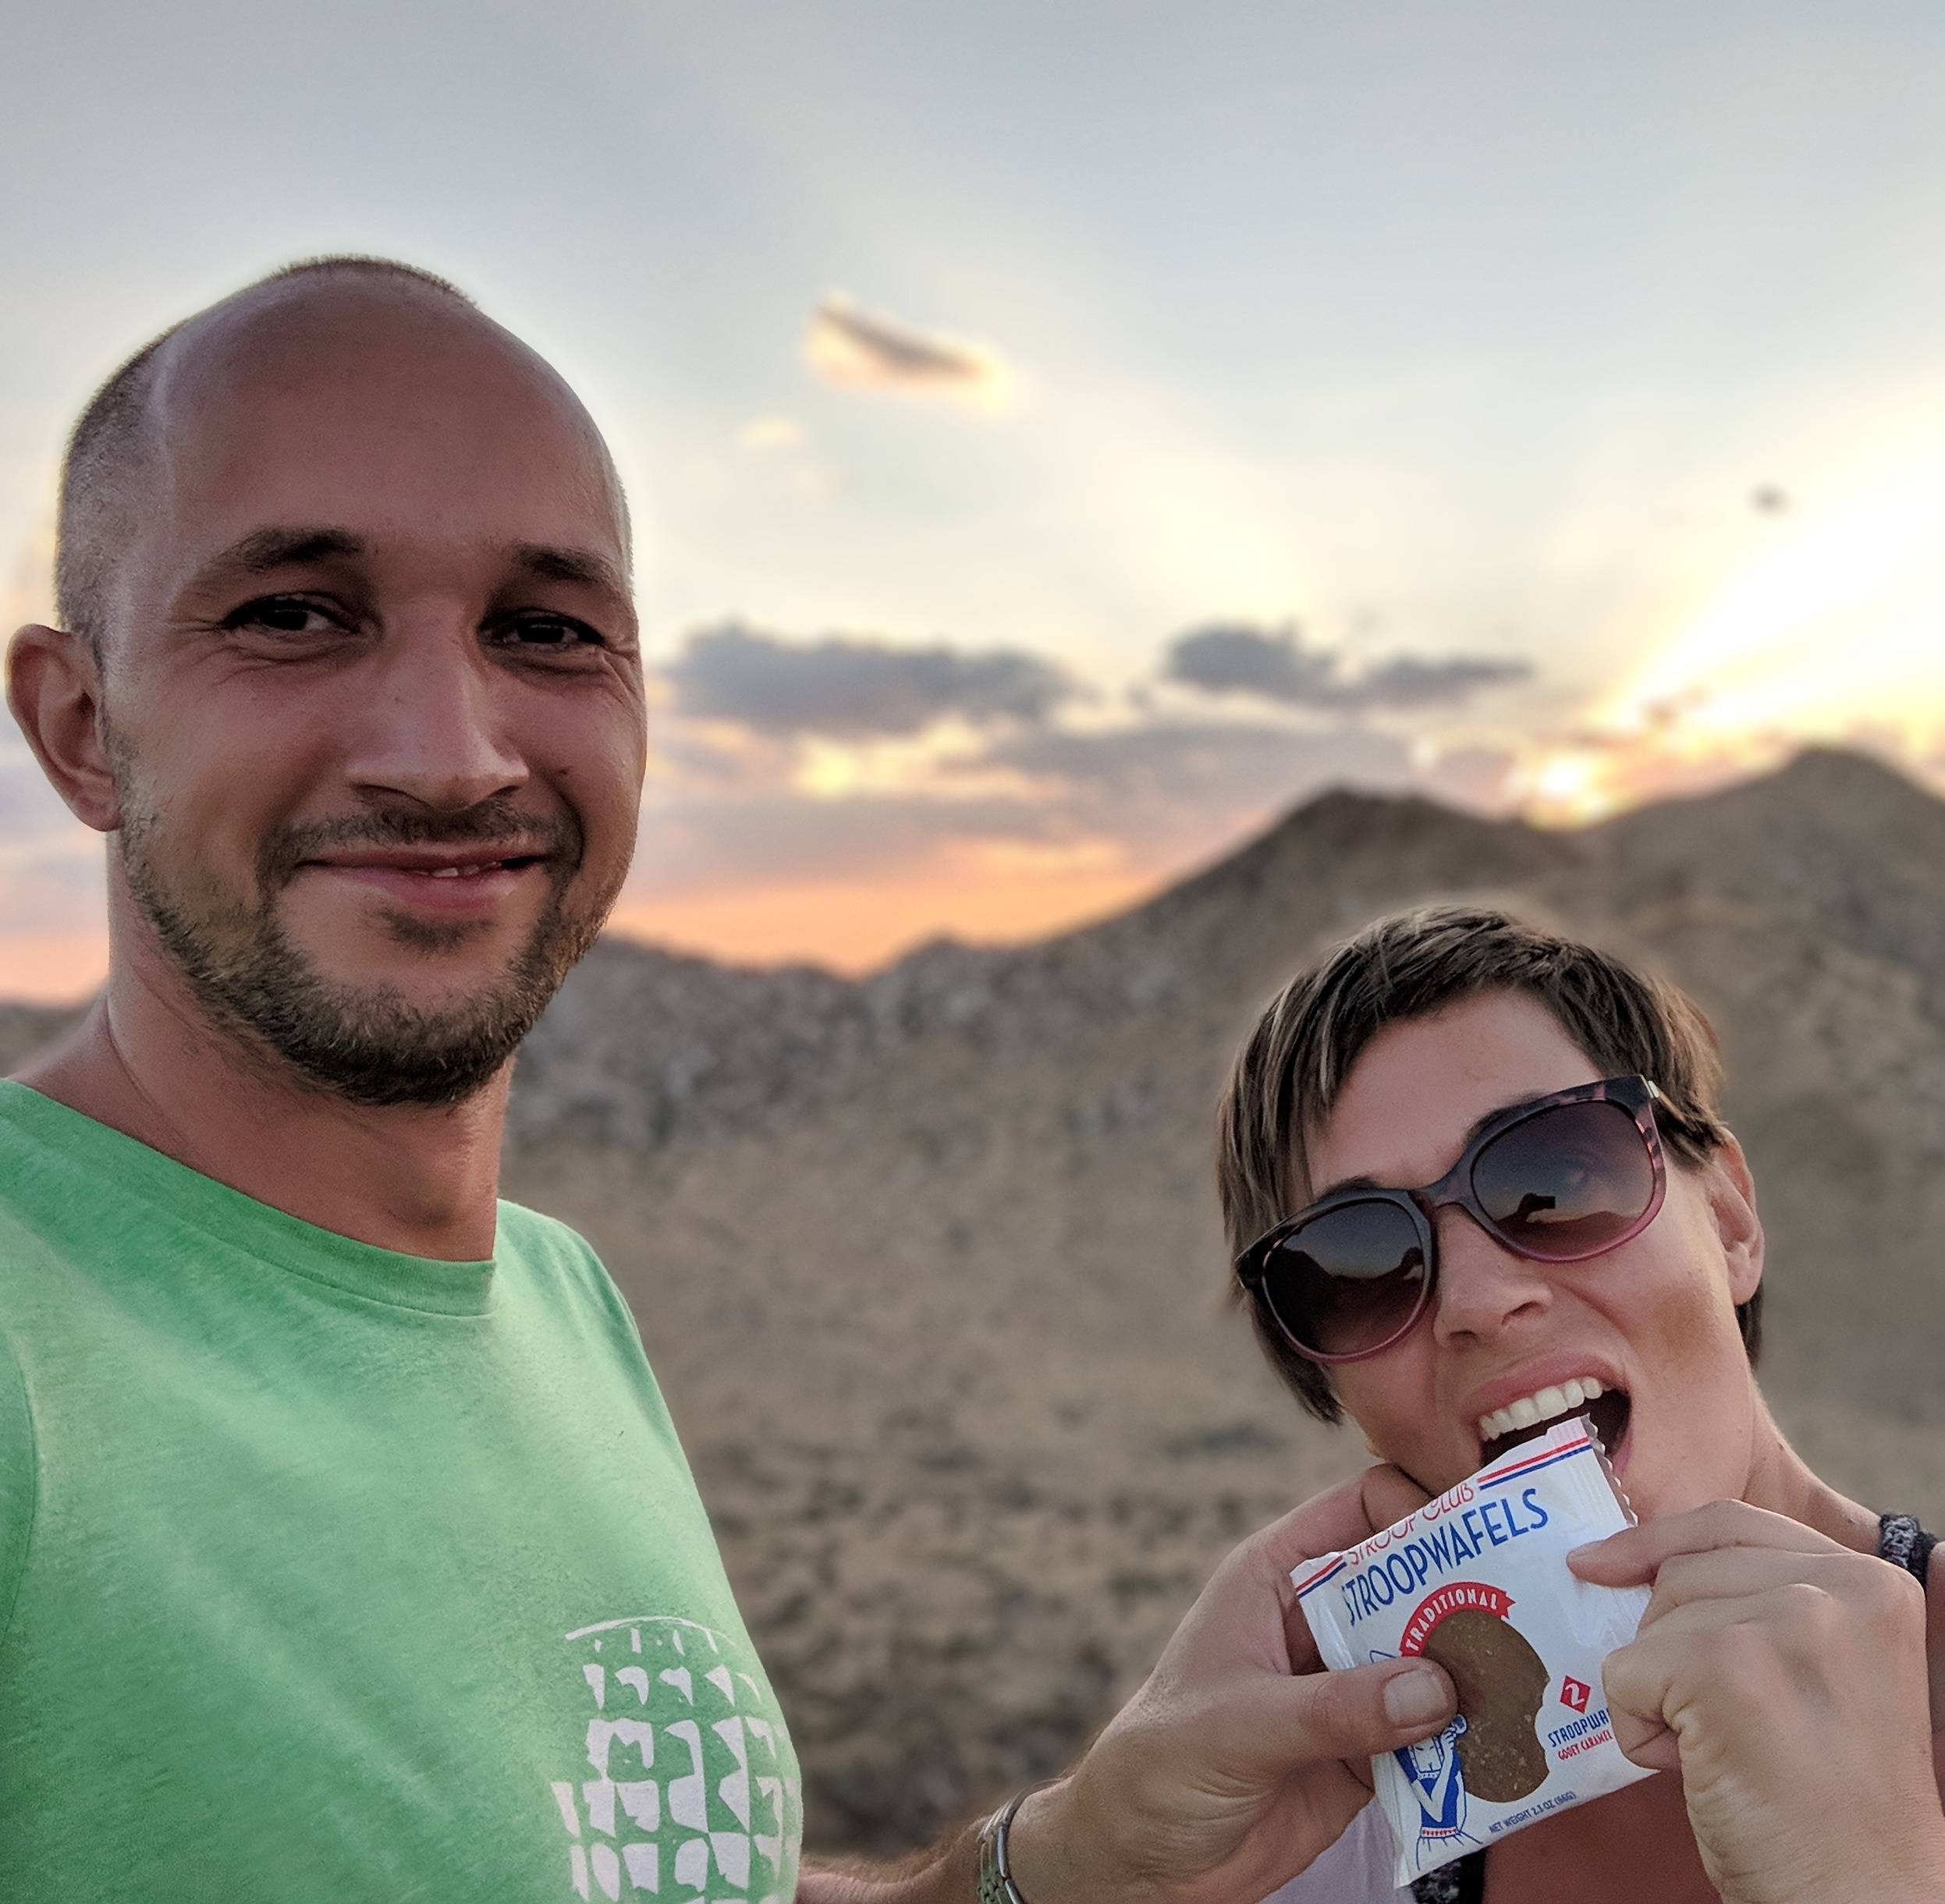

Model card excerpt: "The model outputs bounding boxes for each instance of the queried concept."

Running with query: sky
[5,2,1945,998]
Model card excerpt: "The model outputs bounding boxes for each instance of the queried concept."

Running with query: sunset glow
[610,851,1155,976]
[8,8,1945,995]
[1613,457,1945,750]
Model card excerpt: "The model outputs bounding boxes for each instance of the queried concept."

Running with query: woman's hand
[1006,1463,1457,1904]
[1570,1501,1945,1904]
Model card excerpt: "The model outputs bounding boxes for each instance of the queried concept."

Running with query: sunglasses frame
[1234,1075,1668,1366]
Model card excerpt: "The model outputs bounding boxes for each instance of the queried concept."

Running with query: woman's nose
[1429,1206,1554,1344]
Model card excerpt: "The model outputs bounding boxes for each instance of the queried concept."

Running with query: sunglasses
[1234,1076,1667,1365]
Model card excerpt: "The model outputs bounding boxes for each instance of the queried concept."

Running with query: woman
[1216,905,1945,1903]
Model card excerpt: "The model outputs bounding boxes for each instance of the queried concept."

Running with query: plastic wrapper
[1292,1416,1654,1885]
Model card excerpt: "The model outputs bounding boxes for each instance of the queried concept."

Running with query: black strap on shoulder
[1879,1512,1936,1585]
[1411,1853,1484,1902]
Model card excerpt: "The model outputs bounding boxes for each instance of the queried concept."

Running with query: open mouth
[1478,1383,1631,1472]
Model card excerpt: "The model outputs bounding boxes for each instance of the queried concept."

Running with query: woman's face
[1309,989,1765,1521]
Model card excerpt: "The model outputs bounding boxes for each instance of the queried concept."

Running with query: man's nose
[1429,1207,1554,1345]
[343,619,528,813]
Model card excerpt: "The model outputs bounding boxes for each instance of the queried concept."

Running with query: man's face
[98,281,646,1104]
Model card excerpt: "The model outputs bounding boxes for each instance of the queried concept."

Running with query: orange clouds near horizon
[0,930,109,1007]
[609,846,1157,976]
[2,731,1942,1002]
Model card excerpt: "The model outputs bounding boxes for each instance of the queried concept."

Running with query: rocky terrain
[6,746,1944,1855]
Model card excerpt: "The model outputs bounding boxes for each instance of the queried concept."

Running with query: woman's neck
[1739,1387,1883,1554]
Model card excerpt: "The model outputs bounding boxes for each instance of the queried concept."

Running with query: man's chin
[282,902,527,972]
[130,856,602,1108]
[251,987,539,1109]
[279,899,562,999]
[298,959,529,1017]
[197,934,571,1109]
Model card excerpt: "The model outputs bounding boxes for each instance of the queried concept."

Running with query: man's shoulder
[492,1196,600,1261]
[492,1200,641,1335]
[493,1199,614,1295]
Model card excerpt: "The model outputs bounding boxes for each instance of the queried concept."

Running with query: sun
[1599,452,1945,756]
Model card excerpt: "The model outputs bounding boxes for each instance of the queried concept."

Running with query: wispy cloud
[803,295,1016,413]
[1163,621,1532,711]
[636,786,1070,892]
[736,414,807,452]
[662,622,1078,739]
[971,717,1421,858]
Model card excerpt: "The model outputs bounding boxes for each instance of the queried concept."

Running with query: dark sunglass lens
[1472,1099,1655,1260]
[1259,1200,1429,1357]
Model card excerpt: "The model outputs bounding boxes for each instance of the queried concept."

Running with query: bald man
[2,260,1457,1903]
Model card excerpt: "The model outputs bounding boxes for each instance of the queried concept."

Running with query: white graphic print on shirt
[546,1614,801,1901]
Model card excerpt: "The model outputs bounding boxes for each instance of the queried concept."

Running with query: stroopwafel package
[1291,1417,1654,1886]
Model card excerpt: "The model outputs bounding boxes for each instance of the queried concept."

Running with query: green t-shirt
[0,1081,800,1900]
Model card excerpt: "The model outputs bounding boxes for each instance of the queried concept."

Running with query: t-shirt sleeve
[494,1202,678,1427]
[0,1324,38,1655]
[1257,1803,1411,1904]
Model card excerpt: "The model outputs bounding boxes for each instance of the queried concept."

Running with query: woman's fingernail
[1384,1666,1451,1728]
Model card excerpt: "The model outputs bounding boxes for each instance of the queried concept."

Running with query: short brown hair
[1216,904,1758,1423]
[55,255,474,655]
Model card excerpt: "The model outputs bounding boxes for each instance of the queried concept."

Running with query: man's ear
[1705,1130,1764,1307]
[5,625,122,832]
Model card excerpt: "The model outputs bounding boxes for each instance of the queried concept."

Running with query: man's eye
[224,596,341,636]
[499,615,605,653]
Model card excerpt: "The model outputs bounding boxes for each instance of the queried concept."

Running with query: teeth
[1475,1375,1612,1447]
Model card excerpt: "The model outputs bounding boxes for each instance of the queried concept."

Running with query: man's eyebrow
[183,530,631,602]
[510,543,630,597]
[221,527,368,574]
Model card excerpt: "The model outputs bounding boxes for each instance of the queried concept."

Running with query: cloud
[985,718,1412,804]
[1418,743,1521,811]
[803,296,1015,412]
[633,787,1069,895]
[1164,623,1338,703]
[633,719,1429,902]
[973,717,1422,860]
[736,415,807,453]
[662,622,1079,739]
[1164,621,1532,711]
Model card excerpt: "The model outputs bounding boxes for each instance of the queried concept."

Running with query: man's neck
[14,956,508,1262]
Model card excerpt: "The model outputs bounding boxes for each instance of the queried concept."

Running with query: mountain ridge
[3,744,1942,1853]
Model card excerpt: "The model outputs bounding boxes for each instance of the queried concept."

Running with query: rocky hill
[6,746,1944,1855]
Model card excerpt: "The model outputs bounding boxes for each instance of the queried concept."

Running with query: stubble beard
[115,793,615,1110]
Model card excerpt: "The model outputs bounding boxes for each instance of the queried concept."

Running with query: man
[2,258,1455,1901]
